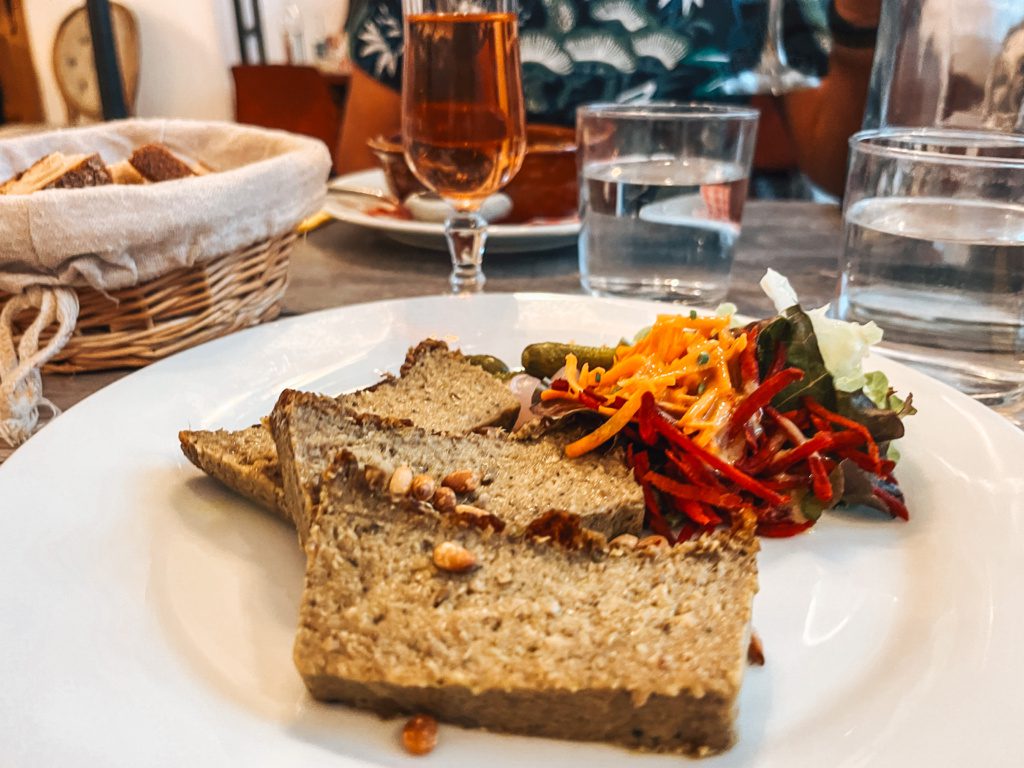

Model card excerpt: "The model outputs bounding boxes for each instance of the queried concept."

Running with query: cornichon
[521,343,616,379]
[465,354,510,376]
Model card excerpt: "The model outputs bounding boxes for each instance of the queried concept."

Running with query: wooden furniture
[232,64,351,174]
[0,201,843,465]
[52,2,139,122]
[0,0,44,124]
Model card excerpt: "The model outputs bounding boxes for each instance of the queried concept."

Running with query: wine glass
[401,0,527,293]
[712,0,820,97]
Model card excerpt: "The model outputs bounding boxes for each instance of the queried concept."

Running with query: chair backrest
[232,64,344,172]
[52,3,139,122]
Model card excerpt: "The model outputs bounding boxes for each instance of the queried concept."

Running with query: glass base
[445,211,487,294]
[874,340,1024,409]
[582,275,729,307]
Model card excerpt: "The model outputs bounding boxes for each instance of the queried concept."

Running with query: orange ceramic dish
[368,124,578,224]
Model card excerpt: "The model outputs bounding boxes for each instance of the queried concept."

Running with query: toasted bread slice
[129,142,209,182]
[179,425,286,519]
[269,389,644,542]
[107,159,148,185]
[294,452,759,756]
[0,152,112,194]
[178,341,521,519]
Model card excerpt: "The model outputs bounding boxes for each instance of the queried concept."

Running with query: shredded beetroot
[643,400,790,507]
[808,454,833,501]
[872,486,910,521]
[767,341,789,378]
[803,397,882,466]
[740,326,761,387]
[577,387,604,410]
[637,390,658,445]
[729,367,805,431]
[644,471,744,510]
[665,448,724,489]
[758,519,815,538]
[676,497,722,528]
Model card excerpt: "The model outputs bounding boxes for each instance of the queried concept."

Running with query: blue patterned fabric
[347,0,830,125]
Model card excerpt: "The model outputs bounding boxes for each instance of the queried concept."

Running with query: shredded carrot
[564,389,648,458]
[548,312,747,460]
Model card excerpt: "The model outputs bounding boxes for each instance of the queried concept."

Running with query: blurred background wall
[23,0,348,123]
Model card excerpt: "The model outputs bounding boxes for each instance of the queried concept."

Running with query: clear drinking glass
[838,129,1024,415]
[862,0,1024,131]
[401,0,527,293]
[577,103,759,306]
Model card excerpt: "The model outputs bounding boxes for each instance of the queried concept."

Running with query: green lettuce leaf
[771,306,837,411]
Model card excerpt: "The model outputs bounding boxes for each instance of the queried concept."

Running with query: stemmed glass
[712,0,820,96]
[401,0,527,293]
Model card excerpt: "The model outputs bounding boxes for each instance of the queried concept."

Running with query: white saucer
[324,170,580,253]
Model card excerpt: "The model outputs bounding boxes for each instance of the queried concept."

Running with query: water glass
[838,129,1024,410]
[577,103,759,307]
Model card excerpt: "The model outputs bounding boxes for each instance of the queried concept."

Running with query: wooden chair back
[232,64,345,173]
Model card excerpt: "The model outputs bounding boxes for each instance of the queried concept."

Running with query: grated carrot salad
[542,314,748,457]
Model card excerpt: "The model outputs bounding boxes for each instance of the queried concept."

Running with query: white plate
[324,170,580,253]
[1,293,1022,767]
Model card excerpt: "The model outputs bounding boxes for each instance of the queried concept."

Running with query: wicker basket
[2,231,296,374]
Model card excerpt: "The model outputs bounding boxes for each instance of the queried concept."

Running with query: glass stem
[444,210,488,294]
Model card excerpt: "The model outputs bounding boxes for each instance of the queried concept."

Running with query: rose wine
[402,11,526,206]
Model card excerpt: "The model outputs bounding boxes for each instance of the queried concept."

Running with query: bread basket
[0,119,331,446]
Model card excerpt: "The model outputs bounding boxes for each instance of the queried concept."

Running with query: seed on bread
[410,474,436,501]
[454,503,489,518]
[401,714,438,756]
[442,469,480,494]
[431,486,457,513]
[389,465,414,496]
[610,534,639,549]
[433,541,476,572]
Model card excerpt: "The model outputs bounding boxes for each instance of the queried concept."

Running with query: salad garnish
[535,271,913,540]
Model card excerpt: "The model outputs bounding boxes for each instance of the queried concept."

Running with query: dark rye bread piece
[295,454,760,757]
[178,340,521,520]
[128,142,207,182]
[0,152,111,194]
[270,389,644,542]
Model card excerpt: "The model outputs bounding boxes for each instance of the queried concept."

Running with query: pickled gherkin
[521,343,616,379]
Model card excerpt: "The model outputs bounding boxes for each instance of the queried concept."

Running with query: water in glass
[580,157,749,303]
[839,195,1024,404]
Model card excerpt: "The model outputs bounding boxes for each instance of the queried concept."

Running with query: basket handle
[0,286,80,447]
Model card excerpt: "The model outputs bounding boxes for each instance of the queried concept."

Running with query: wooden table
[0,201,842,465]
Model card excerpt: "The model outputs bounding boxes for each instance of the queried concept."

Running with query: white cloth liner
[0,118,331,447]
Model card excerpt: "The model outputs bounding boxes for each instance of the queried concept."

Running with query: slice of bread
[270,389,644,542]
[107,159,148,185]
[294,452,759,756]
[179,425,287,519]
[0,152,112,194]
[178,341,521,518]
[129,142,209,182]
